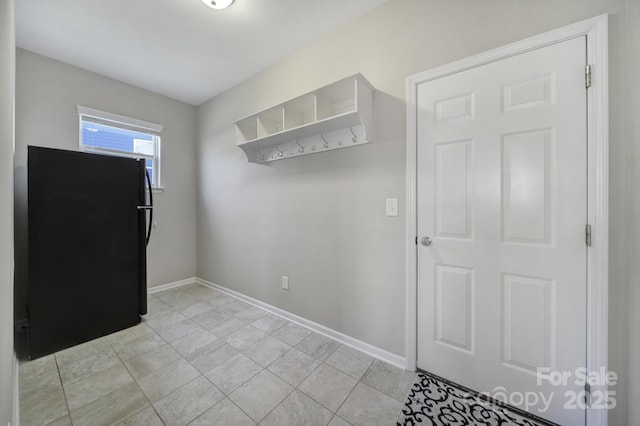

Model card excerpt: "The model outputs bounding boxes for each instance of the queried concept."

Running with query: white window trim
[77,105,164,192]
[77,105,163,133]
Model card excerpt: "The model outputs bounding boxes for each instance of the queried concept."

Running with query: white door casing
[406,15,608,426]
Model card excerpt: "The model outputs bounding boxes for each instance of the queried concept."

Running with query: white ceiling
[15,0,388,105]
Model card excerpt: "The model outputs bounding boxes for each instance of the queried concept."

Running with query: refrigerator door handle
[135,172,153,246]
[143,169,153,247]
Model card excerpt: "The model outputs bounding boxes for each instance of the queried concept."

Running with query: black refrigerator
[22,146,152,359]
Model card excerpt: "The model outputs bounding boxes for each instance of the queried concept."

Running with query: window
[78,106,163,189]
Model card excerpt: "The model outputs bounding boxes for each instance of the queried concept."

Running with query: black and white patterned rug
[397,373,550,426]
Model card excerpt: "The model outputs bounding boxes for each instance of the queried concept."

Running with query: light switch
[386,198,398,217]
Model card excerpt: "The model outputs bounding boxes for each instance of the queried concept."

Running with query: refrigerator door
[27,146,146,359]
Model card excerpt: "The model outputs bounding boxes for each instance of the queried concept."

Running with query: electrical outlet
[282,276,289,290]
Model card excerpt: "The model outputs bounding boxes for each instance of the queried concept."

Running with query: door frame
[405,14,608,425]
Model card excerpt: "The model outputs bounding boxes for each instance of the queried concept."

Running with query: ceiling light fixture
[201,0,234,9]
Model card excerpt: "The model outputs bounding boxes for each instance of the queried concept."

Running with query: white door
[417,36,587,425]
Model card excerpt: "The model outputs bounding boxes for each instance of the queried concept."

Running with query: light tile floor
[19,284,417,425]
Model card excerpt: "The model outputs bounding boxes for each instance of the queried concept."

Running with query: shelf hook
[296,139,304,153]
[349,127,358,143]
[320,134,329,148]
[275,144,284,157]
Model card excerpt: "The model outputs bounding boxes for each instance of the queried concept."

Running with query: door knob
[421,236,432,247]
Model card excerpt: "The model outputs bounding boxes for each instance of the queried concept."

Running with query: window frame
[77,105,164,191]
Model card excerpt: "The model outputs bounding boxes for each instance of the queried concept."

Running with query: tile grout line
[249,334,340,423]
[282,344,352,419]
[285,343,398,424]
[197,306,334,423]
[254,379,297,423]
[105,328,164,425]
[236,308,359,422]
[113,317,220,424]
[194,347,261,424]
[199,335,269,423]
[142,306,212,424]
[52,355,72,425]
[253,343,326,423]
[152,288,260,424]
[155,373,216,422]
[107,309,214,424]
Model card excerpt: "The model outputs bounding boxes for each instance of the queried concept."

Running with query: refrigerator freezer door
[27,146,145,359]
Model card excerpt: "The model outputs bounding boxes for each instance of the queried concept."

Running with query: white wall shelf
[234,73,375,163]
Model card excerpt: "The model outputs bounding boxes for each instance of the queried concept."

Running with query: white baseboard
[147,277,196,294]
[196,278,407,370]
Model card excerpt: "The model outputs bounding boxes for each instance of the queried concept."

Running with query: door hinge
[415,236,418,245]
[584,382,592,407]
[586,224,592,247]
[585,64,592,89]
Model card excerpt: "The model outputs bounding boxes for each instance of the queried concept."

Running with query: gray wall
[0,0,15,423]
[14,49,198,307]
[197,0,636,424]
[628,0,640,422]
